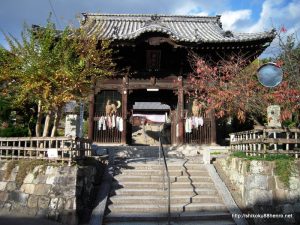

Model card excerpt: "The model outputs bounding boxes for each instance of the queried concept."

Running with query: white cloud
[221,10,252,31]
[171,0,229,16]
[195,12,209,16]
[248,0,300,33]
[172,0,198,15]
[250,0,300,58]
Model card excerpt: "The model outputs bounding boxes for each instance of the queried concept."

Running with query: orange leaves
[237,109,246,122]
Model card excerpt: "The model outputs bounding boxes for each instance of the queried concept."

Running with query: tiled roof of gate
[80,13,275,43]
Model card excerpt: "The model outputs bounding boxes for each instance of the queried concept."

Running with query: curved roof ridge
[82,13,221,19]
[81,13,221,25]
[80,13,275,44]
[121,23,185,41]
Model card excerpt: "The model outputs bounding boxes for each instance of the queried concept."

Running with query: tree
[1,19,115,137]
[188,34,300,127]
[274,30,300,123]
[0,48,17,127]
[188,55,265,124]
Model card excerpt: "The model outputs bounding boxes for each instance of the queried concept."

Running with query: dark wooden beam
[210,109,217,145]
[121,76,129,144]
[88,93,95,141]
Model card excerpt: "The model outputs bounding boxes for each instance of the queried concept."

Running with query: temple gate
[81,14,275,145]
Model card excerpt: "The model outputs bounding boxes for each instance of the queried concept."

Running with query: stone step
[124,163,207,170]
[105,211,233,223]
[105,220,235,225]
[104,159,235,225]
[114,175,212,182]
[109,195,223,205]
[108,202,228,213]
[112,181,215,189]
[117,163,206,170]
[112,188,218,196]
[118,170,208,176]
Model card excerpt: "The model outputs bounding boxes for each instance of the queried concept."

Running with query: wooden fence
[0,137,92,165]
[184,118,212,145]
[230,128,300,158]
[93,112,122,143]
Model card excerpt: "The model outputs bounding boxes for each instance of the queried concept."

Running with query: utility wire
[48,0,62,29]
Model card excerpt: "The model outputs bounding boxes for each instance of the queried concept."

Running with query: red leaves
[281,109,292,121]
[275,60,284,67]
[280,26,287,33]
[188,54,299,123]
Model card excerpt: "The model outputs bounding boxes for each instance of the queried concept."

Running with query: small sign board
[47,148,58,158]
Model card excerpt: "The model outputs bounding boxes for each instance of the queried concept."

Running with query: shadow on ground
[0,216,63,225]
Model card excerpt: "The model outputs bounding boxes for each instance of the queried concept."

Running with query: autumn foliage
[0,19,115,136]
[188,53,300,125]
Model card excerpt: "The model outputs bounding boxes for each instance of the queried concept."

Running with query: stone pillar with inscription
[64,101,79,137]
[267,105,281,127]
[65,114,78,137]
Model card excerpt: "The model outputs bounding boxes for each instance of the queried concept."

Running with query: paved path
[0,214,62,225]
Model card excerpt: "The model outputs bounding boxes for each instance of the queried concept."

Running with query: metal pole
[168,175,170,225]
[159,137,161,165]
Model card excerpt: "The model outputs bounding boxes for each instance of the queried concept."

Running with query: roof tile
[81,14,275,43]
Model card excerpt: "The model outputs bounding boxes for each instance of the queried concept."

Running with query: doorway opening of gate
[128,89,177,146]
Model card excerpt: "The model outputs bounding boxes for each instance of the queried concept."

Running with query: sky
[0,0,299,57]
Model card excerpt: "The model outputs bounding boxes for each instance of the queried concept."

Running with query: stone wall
[215,157,300,224]
[0,160,104,225]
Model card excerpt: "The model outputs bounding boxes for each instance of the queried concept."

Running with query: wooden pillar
[177,76,184,144]
[210,109,217,145]
[170,111,176,145]
[88,93,95,141]
[121,76,128,145]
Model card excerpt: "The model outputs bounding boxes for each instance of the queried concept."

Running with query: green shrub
[231,151,293,161]
[210,151,222,155]
[231,151,247,158]
[83,120,88,138]
[0,126,28,137]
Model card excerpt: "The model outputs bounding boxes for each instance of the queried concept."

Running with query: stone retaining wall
[0,160,104,225]
[215,157,300,224]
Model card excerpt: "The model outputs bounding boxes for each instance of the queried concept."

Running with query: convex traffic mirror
[257,62,283,88]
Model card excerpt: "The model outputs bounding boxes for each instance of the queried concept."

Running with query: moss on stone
[230,151,296,188]
[4,160,61,188]
[246,160,251,173]
[274,159,296,188]
[5,160,18,180]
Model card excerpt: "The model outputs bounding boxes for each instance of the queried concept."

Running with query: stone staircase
[103,158,236,225]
